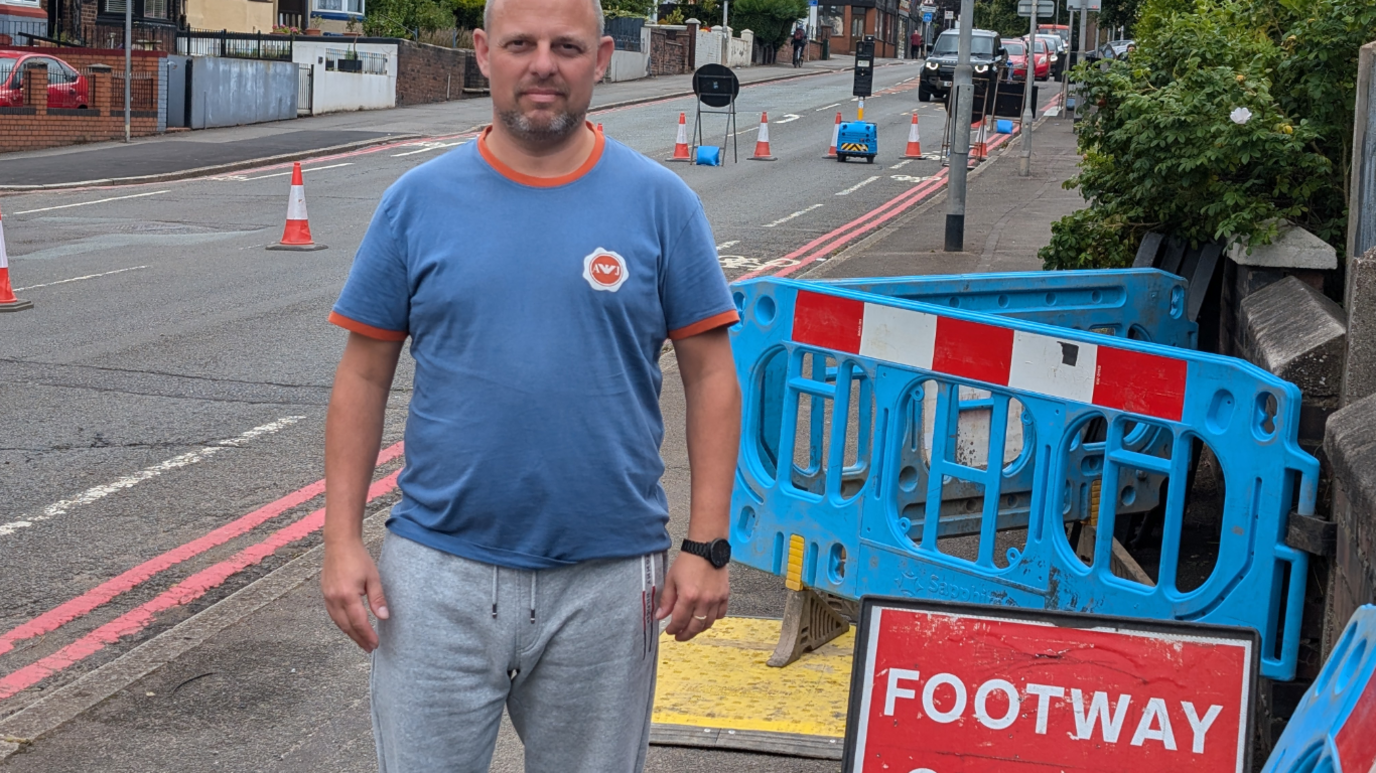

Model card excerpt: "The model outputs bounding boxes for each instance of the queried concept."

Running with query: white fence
[292,39,397,114]
[693,26,754,69]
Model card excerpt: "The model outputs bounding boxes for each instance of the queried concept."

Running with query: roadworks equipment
[267,162,327,252]
[825,112,841,158]
[667,113,691,162]
[902,113,924,158]
[749,112,777,161]
[0,205,32,312]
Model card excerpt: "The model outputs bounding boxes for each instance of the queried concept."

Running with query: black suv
[919,28,1007,102]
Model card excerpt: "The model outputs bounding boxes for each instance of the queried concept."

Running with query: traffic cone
[267,163,326,252]
[902,113,923,158]
[596,123,604,134]
[749,112,776,161]
[0,205,32,313]
[973,118,988,162]
[825,111,841,157]
[666,113,691,162]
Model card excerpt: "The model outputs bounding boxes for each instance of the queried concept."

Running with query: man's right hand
[322,538,390,652]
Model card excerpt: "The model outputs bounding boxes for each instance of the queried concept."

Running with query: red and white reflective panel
[1335,668,1376,772]
[791,289,1188,422]
[286,185,309,222]
[848,605,1255,773]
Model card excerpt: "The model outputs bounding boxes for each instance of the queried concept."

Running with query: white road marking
[716,240,739,250]
[391,140,469,157]
[890,159,915,169]
[762,203,823,228]
[235,162,353,181]
[774,114,802,124]
[817,103,841,112]
[0,416,306,538]
[13,266,148,292]
[13,191,169,216]
[835,176,880,196]
[891,174,930,183]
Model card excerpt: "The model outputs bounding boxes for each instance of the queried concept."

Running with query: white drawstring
[491,566,498,619]
[529,573,537,623]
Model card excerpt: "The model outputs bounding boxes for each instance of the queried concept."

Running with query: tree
[453,0,485,29]
[365,0,456,37]
[1039,0,1376,270]
[975,0,1027,38]
[730,0,807,47]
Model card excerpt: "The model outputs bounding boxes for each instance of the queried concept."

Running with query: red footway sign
[843,598,1258,773]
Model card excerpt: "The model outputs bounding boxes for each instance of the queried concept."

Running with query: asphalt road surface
[0,59,1057,753]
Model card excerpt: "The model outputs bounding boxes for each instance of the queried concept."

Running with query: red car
[1002,37,1051,82]
[0,52,89,109]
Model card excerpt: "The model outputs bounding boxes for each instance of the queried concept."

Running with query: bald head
[484,0,605,38]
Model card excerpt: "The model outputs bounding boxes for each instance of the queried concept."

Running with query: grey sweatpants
[370,534,665,773]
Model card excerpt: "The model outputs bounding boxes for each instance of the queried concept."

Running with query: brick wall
[394,40,471,106]
[650,27,689,76]
[0,64,159,153]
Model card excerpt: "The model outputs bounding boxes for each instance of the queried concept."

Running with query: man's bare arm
[656,326,741,641]
[323,332,404,652]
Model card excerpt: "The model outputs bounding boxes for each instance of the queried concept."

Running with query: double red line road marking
[0,96,1056,701]
[0,443,405,701]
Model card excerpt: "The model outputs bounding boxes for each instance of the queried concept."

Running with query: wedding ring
[693,614,708,620]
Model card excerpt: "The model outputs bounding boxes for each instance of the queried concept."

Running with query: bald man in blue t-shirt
[320,0,741,769]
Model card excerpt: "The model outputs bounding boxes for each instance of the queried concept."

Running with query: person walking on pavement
[910,28,924,59]
[320,0,742,766]
[791,24,807,67]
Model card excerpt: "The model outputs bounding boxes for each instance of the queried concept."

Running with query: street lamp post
[124,0,131,143]
[1018,0,1037,176]
[943,0,975,251]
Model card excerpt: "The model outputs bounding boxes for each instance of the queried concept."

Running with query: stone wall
[394,40,470,106]
[649,26,690,76]
[1325,392,1376,653]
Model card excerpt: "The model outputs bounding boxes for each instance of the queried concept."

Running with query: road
[0,59,1057,754]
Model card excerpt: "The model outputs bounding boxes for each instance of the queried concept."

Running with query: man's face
[474,0,613,146]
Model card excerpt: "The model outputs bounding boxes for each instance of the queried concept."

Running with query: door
[40,58,80,108]
[165,55,190,128]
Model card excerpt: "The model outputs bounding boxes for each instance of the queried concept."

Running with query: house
[0,0,47,42]
[184,0,276,32]
[305,0,363,34]
[817,0,902,58]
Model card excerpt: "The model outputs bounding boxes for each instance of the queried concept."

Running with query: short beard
[498,108,583,145]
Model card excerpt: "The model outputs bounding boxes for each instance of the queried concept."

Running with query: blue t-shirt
[331,128,738,570]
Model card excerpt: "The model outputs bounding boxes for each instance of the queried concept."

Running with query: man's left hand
[656,554,729,642]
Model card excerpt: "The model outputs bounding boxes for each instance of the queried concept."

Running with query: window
[850,13,863,39]
[43,59,73,85]
[144,0,167,19]
[314,0,363,13]
[0,59,15,88]
[100,0,171,18]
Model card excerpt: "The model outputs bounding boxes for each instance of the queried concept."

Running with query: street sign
[944,9,953,19]
[923,12,933,22]
[843,598,1259,773]
[1067,0,1103,9]
[1017,0,1056,17]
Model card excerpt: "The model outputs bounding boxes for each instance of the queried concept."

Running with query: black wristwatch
[681,538,732,569]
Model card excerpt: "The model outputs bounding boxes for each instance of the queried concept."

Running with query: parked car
[1003,37,1050,82]
[0,52,89,109]
[919,28,1007,102]
[1036,33,1066,79]
[1037,23,1071,46]
[1087,39,1135,62]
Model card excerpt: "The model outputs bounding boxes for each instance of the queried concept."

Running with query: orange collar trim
[477,123,604,188]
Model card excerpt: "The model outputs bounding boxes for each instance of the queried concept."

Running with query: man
[791,24,807,66]
[910,28,923,59]
[320,0,742,766]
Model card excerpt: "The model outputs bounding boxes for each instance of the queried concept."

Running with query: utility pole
[124,0,131,143]
[944,0,975,251]
[1061,6,1073,116]
[1018,0,1038,176]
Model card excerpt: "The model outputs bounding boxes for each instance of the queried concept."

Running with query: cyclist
[791,25,807,67]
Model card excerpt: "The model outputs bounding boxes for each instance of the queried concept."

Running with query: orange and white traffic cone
[749,112,776,161]
[596,123,604,134]
[825,111,841,157]
[267,162,326,252]
[0,205,32,313]
[902,113,923,159]
[973,118,988,163]
[666,112,691,162]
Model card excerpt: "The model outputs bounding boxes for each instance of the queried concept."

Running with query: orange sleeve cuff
[329,311,408,342]
[668,309,740,340]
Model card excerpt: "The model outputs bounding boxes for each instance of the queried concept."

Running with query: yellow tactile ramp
[652,617,853,737]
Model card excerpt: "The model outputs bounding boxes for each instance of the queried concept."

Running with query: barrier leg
[767,588,856,668]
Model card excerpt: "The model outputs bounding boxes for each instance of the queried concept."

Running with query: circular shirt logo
[582,248,628,292]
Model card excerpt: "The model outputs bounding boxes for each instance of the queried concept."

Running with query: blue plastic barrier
[1262,606,1376,771]
[728,277,1319,680]
[769,270,1194,543]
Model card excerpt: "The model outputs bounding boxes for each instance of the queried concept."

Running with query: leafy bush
[365,0,456,37]
[452,0,485,29]
[730,0,807,47]
[1040,0,1376,270]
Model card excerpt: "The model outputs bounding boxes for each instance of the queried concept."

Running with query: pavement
[0,64,1085,772]
[0,56,893,190]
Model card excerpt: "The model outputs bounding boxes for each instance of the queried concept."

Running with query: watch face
[709,539,732,568]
